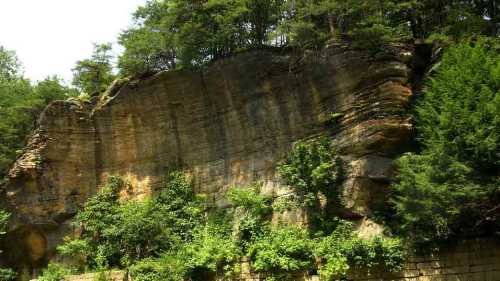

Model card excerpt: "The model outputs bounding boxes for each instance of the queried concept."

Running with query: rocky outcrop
[2,43,415,274]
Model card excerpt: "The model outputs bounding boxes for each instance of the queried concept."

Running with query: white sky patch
[0,0,146,83]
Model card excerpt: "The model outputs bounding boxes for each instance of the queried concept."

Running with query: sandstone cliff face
[2,44,414,273]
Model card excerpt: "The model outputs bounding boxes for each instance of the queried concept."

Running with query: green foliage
[38,263,75,281]
[0,210,15,281]
[278,137,342,196]
[417,39,499,171]
[272,194,301,213]
[389,38,500,250]
[62,171,403,281]
[60,173,204,269]
[119,0,286,73]
[118,26,173,76]
[248,225,313,280]
[34,76,79,104]
[277,136,342,229]
[93,270,113,281]
[118,0,498,75]
[401,0,498,40]
[129,258,172,281]
[152,172,205,243]
[0,268,16,281]
[72,43,115,95]
[0,46,76,181]
[226,184,272,245]
[313,222,403,280]
[0,46,22,81]
[177,219,242,279]
[0,210,10,237]
[130,214,242,281]
[279,0,409,49]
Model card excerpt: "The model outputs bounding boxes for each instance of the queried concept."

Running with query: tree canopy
[117,0,499,75]
[72,43,115,95]
[388,38,500,251]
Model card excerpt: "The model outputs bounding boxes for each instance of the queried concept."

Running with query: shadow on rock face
[2,225,48,280]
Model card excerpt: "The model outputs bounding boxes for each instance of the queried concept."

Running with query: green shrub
[277,136,343,229]
[129,258,172,281]
[272,194,302,213]
[173,218,242,280]
[58,167,403,281]
[59,172,204,269]
[93,270,113,281]
[226,184,272,246]
[0,268,16,281]
[313,222,403,281]
[248,226,313,280]
[38,263,75,281]
[153,172,205,243]
[278,137,342,196]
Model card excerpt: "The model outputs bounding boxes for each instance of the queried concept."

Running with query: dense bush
[226,184,272,246]
[175,219,242,279]
[59,172,204,269]
[277,136,343,229]
[0,268,16,281]
[37,263,76,281]
[313,221,403,281]
[248,226,313,280]
[389,38,500,250]
[129,258,172,281]
[67,174,402,281]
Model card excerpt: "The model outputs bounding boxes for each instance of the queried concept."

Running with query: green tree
[118,26,175,76]
[399,0,498,40]
[0,46,22,81]
[0,74,75,181]
[72,43,115,95]
[34,76,78,105]
[118,0,498,76]
[0,46,75,181]
[390,38,500,250]
[118,0,285,73]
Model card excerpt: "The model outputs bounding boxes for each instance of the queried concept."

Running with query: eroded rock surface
[2,44,414,271]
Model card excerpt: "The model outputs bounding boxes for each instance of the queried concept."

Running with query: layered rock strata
[2,44,414,273]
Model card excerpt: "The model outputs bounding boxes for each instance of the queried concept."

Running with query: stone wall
[348,239,500,281]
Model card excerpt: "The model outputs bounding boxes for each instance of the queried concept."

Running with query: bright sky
[0,0,146,83]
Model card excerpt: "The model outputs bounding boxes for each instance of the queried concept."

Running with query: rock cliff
[2,44,416,275]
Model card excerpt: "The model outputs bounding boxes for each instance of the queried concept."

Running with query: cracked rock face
[2,45,414,270]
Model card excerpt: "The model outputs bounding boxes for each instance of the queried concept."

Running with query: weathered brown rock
[2,45,414,273]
